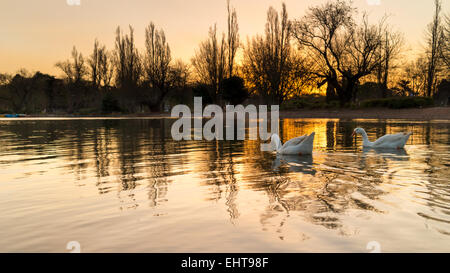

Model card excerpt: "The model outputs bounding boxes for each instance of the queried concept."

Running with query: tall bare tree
[425,0,444,97]
[292,0,386,104]
[439,13,450,73]
[402,56,428,95]
[143,22,172,111]
[191,24,228,102]
[98,50,114,88]
[114,26,141,88]
[56,46,86,84]
[227,0,239,78]
[242,3,310,104]
[169,59,190,90]
[376,27,404,97]
[88,39,108,88]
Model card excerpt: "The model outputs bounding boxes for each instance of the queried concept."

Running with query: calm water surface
[0,118,449,252]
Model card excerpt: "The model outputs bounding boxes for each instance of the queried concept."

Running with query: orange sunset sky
[1,0,448,76]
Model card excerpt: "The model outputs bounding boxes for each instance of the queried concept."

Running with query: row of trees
[53,24,190,111]
[1,0,449,113]
[189,0,448,106]
[244,0,448,105]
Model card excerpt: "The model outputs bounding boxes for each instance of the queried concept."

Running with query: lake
[0,118,449,252]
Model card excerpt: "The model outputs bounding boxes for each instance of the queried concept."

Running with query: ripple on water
[0,118,449,252]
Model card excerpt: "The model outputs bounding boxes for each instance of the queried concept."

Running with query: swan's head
[352,128,365,137]
[270,134,281,151]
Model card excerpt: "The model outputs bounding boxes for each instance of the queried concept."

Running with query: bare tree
[425,0,444,97]
[114,26,141,88]
[143,22,172,111]
[88,39,106,88]
[376,27,404,97]
[98,50,114,88]
[403,56,428,95]
[169,59,190,90]
[439,13,450,72]
[292,0,386,104]
[342,15,387,100]
[71,47,86,84]
[56,46,86,84]
[191,24,227,102]
[55,60,73,82]
[190,1,239,102]
[242,3,310,104]
[227,0,239,78]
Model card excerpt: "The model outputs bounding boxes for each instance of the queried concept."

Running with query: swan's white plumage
[353,128,411,149]
[270,132,315,155]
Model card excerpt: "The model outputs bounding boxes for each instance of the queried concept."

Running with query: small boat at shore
[3,114,27,118]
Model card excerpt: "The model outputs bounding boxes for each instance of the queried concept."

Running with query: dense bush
[360,97,434,109]
[221,76,249,105]
[102,92,122,113]
[280,96,339,110]
[192,84,214,104]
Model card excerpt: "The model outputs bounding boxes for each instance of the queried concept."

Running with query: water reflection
[362,147,410,161]
[272,154,315,175]
[0,118,449,252]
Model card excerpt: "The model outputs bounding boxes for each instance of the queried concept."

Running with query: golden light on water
[0,118,449,252]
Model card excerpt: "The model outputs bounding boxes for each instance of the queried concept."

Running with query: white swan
[352,128,412,149]
[270,132,315,155]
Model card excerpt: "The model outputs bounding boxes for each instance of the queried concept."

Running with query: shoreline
[2,107,449,121]
[279,107,450,120]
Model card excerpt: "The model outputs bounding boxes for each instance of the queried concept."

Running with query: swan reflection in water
[272,154,316,175]
[362,147,410,162]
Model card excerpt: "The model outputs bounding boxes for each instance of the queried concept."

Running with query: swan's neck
[271,135,282,152]
[275,138,282,151]
[360,130,373,147]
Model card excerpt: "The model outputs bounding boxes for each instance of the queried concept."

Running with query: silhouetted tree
[88,39,109,88]
[98,49,114,88]
[227,0,239,78]
[397,80,413,96]
[222,76,248,105]
[242,3,310,104]
[143,22,171,111]
[114,26,141,88]
[169,59,190,90]
[293,0,386,105]
[191,24,227,102]
[7,74,33,112]
[56,46,86,84]
[6,72,55,112]
[192,83,214,104]
[376,27,404,97]
[425,0,444,97]
[439,13,450,72]
[403,57,428,95]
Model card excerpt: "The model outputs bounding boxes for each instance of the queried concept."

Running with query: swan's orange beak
[351,131,355,137]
